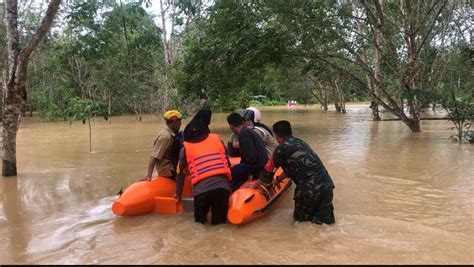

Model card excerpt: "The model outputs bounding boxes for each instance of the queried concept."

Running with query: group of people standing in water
[146,108,335,226]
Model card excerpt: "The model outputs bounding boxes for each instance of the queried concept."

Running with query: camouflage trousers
[293,187,335,225]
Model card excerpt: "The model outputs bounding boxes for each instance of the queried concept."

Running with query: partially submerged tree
[440,89,473,143]
[65,97,108,153]
[2,0,61,176]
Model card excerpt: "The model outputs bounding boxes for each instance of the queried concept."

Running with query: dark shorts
[194,188,230,225]
[293,188,335,225]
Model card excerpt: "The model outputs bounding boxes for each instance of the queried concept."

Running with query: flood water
[0,104,473,264]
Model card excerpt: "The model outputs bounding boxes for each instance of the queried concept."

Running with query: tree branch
[5,0,20,88]
[414,1,448,59]
[17,0,61,80]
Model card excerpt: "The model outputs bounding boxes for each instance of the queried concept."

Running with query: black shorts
[194,188,230,225]
[293,188,335,225]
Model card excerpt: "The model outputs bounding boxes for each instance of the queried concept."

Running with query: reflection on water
[0,104,472,264]
[0,178,29,264]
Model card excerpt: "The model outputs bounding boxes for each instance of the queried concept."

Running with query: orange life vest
[183,133,232,185]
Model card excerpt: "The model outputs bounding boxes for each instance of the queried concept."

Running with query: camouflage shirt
[270,136,334,192]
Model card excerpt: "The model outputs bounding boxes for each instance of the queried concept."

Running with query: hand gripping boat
[112,157,293,224]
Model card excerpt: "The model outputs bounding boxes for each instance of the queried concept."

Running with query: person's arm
[258,145,285,184]
[147,134,173,180]
[231,133,240,149]
[220,140,232,167]
[270,145,287,184]
[227,133,241,157]
[175,148,187,201]
[271,144,285,169]
[264,152,276,173]
[146,157,157,181]
[247,170,287,189]
[252,126,266,141]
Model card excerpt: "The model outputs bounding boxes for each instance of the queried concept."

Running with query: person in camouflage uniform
[259,120,335,224]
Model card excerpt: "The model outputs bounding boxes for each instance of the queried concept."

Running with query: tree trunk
[333,80,339,112]
[403,117,422,132]
[88,117,92,153]
[310,87,328,111]
[159,0,173,65]
[339,89,346,114]
[2,0,61,176]
[309,77,329,111]
[397,109,422,132]
[370,101,381,120]
[334,79,346,113]
[317,81,329,111]
[108,95,112,125]
[357,0,448,133]
[322,88,328,111]
[352,0,378,119]
[371,1,382,121]
[2,99,20,175]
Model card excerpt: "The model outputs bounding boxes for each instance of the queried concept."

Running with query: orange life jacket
[183,133,232,185]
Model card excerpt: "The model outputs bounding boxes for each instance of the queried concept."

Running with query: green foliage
[26,0,164,120]
[65,97,108,125]
[64,97,108,153]
[438,89,473,142]
[173,0,290,111]
[400,80,473,142]
[16,0,471,139]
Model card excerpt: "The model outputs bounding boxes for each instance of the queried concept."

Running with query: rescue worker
[226,112,268,191]
[255,120,336,225]
[175,110,231,225]
[241,109,278,157]
[146,110,182,181]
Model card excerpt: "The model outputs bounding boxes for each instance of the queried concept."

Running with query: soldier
[250,120,335,225]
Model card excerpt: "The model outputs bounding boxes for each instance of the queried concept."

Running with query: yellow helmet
[163,110,182,121]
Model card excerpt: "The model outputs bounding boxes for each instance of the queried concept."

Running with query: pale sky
[142,1,177,40]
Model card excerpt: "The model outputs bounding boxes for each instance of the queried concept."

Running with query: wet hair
[273,120,292,138]
[227,112,244,127]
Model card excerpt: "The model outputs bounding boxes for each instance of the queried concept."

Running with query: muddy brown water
[0,104,472,264]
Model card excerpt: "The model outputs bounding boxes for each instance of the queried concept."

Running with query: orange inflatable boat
[112,175,193,216]
[227,168,292,225]
[112,157,292,224]
[112,158,240,216]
